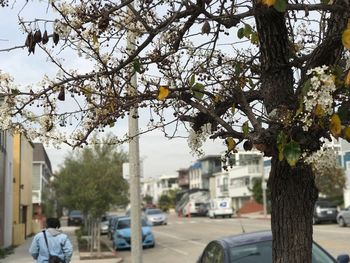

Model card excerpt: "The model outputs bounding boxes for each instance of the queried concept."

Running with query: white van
[208,198,234,218]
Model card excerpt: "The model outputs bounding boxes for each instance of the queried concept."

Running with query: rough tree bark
[269,159,318,263]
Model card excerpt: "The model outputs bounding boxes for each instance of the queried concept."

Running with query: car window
[201,242,224,263]
[146,209,162,215]
[312,243,336,263]
[117,219,131,229]
[69,210,82,216]
[229,241,336,263]
[316,201,336,208]
[116,219,148,229]
[230,240,272,262]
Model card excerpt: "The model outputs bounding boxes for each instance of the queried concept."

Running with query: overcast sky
[0,2,227,177]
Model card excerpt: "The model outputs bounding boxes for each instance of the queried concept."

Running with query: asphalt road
[103,214,350,263]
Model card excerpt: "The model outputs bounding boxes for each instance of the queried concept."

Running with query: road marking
[153,230,206,246]
[157,242,189,256]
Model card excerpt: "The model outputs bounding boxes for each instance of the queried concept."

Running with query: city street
[104,213,350,263]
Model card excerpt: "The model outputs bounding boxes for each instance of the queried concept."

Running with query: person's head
[46,218,61,229]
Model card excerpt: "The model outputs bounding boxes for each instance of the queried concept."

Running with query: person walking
[29,217,73,263]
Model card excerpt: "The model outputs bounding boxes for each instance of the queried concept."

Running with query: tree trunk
[269,157,318,263]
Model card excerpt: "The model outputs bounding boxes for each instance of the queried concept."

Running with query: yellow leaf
[214,95,221,103]
[345,70,350,87]
[225,137,236,152]
[330,114,342,139]
[342,28,350,50]
[262,0,276,7]
[315,104,325,117]
[157,86,170,101]
[342,127,350,142]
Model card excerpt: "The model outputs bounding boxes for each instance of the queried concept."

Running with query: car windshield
[229,241,336,263]
[69,210,82,216]
[146,209,163,215]
[316,201,336,208]
[117,219,149,229]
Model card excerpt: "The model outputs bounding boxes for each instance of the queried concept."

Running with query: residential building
[32,143,53,226]
[141,174,178,204]
[177,168,190,190]
[341,140,350,207]
[189,155,221,190]
[0,131,13,248]
[141,177,158,204]
[12,133,34,245]
[212,151,264,210]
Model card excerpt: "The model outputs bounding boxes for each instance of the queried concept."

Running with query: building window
[230,176,250,188]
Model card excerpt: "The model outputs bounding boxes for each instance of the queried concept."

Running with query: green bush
[0,246,15,259]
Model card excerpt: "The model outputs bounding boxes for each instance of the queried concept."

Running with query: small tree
[54,134,128,257]
[143,195,153,205]
[158,195,172,212]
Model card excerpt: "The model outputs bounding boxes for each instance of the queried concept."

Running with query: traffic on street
[100,212,350,263]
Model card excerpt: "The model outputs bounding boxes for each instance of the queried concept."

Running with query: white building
[212,151,264,210]
[141,174,179,204]
[341,140,350,207]
[0,131,13,248]
[189,155,221,190]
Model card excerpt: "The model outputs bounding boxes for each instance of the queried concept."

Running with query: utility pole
[127,2,143,262]
[261,155,267,218]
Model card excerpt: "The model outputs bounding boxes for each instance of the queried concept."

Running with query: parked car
[108,216,121,240]
[67,210,84,226]
[100,215,110,235]
[313,200,338,224]
[337,206,350,227]
[197,230,350,263]
[208,198,234,219]
[144,208,167,226]
[112,217,155,250]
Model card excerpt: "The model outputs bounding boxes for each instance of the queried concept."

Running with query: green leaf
[277,132,287,161]
[284,140,301,167]
[190,75,196,86]
[273,0,287,12]
[301,79,312,97]
[191,83,205,100]
[11,88,20,95]
[250,32,259,45]
[231,104,236,114]
[235,63,242,75]
[133,58,142,73]
[243,24,252,37]
[242,121,249,136]
[237,28,244,39]
[321,0,330,4]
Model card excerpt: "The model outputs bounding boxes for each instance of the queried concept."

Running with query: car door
[344,206,350,224]
[200,241,225,263]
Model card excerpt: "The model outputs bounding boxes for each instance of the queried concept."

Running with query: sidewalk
[0,227,122,263]
[238,211,271,220]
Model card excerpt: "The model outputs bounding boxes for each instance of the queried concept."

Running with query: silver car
[145,209,167,226]
[337,206,350,227]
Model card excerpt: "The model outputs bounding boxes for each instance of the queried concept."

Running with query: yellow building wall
[20,135,33,236]
[12,133,34,242]
[12,134,20,226]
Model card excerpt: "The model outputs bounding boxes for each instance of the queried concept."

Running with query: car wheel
[150,243,155,248]
[338,217,347,227]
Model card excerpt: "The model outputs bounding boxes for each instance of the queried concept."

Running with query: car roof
[218,230,272,248]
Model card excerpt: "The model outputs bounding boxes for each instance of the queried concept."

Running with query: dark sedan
[197,231,349,263]
[67,210,84,226]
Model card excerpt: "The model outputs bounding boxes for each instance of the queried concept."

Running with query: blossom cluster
[300,65,336,131]
[304,147,338,174]
[187,123,212,156]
